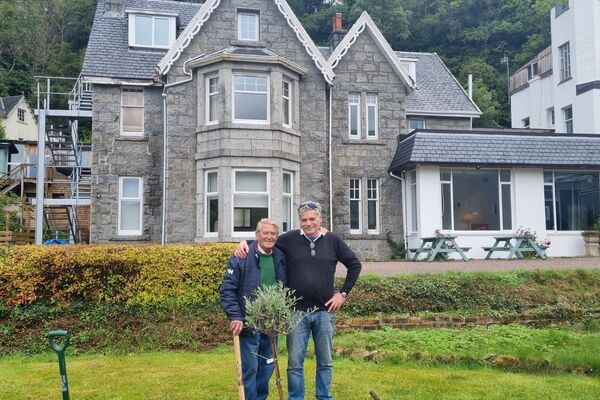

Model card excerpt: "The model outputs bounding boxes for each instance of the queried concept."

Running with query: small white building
[510,0,600,133]
[388,129,600,258]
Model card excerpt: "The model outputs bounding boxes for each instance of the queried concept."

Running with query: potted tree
[582,217,600,257]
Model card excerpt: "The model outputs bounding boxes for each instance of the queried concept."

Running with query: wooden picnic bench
[409,235,470,262]
[484,235,547,260]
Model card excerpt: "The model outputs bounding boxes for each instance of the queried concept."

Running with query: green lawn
[2,345,600,399]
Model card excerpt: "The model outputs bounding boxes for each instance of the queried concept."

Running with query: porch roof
[388,129,600,173]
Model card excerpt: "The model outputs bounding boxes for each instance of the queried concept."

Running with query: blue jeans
[287,311,335,400]
[239,332,276,400]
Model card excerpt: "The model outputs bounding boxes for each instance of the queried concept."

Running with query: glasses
[309,241,315,257]
[298,201,318,212]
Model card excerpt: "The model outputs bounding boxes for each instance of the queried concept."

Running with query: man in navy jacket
[220,218,287,400]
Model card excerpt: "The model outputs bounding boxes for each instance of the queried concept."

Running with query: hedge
[0,243,236,308]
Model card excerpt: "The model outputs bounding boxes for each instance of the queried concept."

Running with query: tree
[0,116,6,140]
[244,283,311,400]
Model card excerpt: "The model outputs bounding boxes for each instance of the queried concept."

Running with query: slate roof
[396,52,480,115]
[389,129,600,173]
[0,96,23,117]
[82,0,202,81]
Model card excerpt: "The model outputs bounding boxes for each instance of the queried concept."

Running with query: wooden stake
[233,335,245,400]
[269,335,284,400]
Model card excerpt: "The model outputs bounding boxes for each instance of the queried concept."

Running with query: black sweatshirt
[276,230,362,312]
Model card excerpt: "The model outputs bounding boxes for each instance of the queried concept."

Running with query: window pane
[123,89,143,106]
[122,178,140,198]
[350,201,360,230]
[500,170,511,182]
[123,108,143,132]
[154,18,169,46]
[441,183,451,230]
[501,185,512,230]
[239,13,258,40]
[135,16,153,46]
[283,173,291,194]
[208,197,218,233]
[367,106,376,136]
[207,172,218,193]
[350,105,358,136]
[554,173,600,230]
[452,170,500,230]
[235,171,267,192]
[440,169,451,182]
[282,196,291,232]
[283,81,291,126]
[544,172,553,184]
[234,93,267,120]
[409,118,424,130]
[367,200,377,230]
[209,94,219,121]
[120,201,141,230]
[544,185,555,230]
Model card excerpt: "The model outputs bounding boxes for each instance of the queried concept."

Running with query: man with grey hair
[221,218,287,400]
[235,201,362,399]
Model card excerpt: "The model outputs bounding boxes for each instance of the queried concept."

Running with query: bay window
[233,170,269,233]
[441,168,512,231]
[205,171,219,235]
[206,76,220,124]
[282,172,293,232]
[282,80,291,127]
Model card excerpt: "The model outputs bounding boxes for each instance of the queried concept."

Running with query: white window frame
[366,93,378,139]
[559,42,571,81]
[118,177,143,236]
[349,178,362,234]
[232,75,270,124]
[205,170,219,237]
[563,105,573,133]
[348,93,361,139]
[282,79,292,128]
[366,178,379,234]
[121,87,144,136]
[17,108,25,122]
[206,75,220,125]
[237,11,259,41]
[409,170,418,232]
[399,58,417,82]
[282,171,293,232]
[128,13,176,49]
[231,169,271,237]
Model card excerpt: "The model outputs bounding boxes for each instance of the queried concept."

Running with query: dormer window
[128,12,176,48]
[399,59,417,82]
[238,11,259,41]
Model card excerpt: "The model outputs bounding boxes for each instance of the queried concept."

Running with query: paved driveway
[337,257,600,276]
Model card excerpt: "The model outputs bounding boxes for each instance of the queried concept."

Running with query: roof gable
[328,11,415,90]
[157,0,335,84]
[0,96,23,117]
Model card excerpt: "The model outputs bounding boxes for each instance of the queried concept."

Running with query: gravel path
[336,257,600,277]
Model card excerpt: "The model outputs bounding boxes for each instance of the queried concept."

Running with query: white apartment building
[510,0,600,133]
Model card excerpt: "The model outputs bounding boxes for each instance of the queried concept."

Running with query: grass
[335,324,600,374]
[2,346,600,400]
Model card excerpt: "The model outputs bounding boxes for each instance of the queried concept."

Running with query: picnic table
[409,235,470,262]
[483,235,547,260]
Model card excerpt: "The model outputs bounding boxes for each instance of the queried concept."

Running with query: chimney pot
[333,13,343,31]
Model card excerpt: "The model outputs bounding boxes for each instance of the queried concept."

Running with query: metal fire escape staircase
[35,75,92,244]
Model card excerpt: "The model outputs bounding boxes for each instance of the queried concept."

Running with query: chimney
[104,0,124,18]
[329,13,347,50]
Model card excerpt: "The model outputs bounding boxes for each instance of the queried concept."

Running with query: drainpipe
[159,59,196,245]
[468,74,473,129]
[328,84,333,231]
[389,171,409,260]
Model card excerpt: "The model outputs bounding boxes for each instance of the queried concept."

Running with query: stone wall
[90,85,163,242]
[329,31,408,260]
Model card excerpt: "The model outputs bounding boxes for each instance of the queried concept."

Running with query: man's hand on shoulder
[234,240,249,258]
[319,227,328,234]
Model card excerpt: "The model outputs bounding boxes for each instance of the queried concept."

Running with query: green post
[47,330,71,400]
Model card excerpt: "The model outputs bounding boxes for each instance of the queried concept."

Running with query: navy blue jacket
[219,242,287,336]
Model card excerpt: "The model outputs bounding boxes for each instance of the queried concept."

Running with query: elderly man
[236,201,362,400]
[220,218,287,400]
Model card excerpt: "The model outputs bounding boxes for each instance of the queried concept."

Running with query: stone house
[81,0,479,259]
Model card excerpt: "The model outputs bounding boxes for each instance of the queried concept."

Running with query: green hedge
[0,243,236,308]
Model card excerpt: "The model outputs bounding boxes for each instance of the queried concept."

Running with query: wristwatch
[340,291,347,299]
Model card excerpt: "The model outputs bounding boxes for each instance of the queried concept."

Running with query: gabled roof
[397,52,481,117]
[81,0,201,81]
[0,96,23,117]
[389,129,600,173]
[328,11,415,90]
[157,0,335,84]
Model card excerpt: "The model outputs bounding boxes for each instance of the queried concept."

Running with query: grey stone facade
[85,0,480,260]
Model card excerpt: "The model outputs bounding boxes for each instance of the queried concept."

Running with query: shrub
[0,243,236,308]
